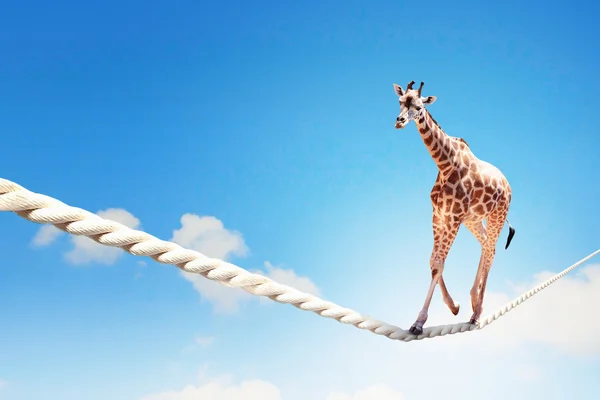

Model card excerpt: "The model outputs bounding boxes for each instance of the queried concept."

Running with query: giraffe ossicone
[392,80,516,335]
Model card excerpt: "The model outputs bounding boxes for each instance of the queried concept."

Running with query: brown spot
[447,170,460,184]
[430,188,440,205]
[438,160,450,170]
[419,127,428,134]
[457,138,469,147]
[452,201,463,214]
[473,189,484,199]
[444,198,453,212]
[462,196,469,209]
[455,184,466,199]
[443,185,453,195]
[485,186,495,195]
[419,117,425,123]
[431,268,439,277]
[474,179,484,188]
[431,148,441,159]
[423,133,433,145]
[483,194,492,203]
[474,204,485,214]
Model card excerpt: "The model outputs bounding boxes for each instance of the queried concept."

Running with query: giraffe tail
[505,219,516,250]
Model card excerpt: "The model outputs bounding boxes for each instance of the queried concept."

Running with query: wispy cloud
[31,224,63,247]
[140,369,404,400]
[326,384,404,400]
[182,335,216,353]
[194,335,215,347]
[140,375,281,400]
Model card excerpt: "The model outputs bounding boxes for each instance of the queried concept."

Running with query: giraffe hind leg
[468,209,507,325]
[464,219,488,324]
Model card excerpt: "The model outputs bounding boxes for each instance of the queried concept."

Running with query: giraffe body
[392,81,515,335]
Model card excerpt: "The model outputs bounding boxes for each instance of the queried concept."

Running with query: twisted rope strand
[1,178,598,342]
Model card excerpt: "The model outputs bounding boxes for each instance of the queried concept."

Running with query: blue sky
[1,0,599,399]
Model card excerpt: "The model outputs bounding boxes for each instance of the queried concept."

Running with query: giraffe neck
[415,110,456,175]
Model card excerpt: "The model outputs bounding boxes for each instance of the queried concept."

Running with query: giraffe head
[393,81,437,129]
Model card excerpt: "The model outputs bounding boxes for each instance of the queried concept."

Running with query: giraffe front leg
[409,216,460,335]
[409,257,444,335]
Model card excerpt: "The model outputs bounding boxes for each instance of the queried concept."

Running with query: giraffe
[392,80,516,335]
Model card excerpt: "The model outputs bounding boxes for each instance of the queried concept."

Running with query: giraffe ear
[393,83,404,97]
[422,96,437,105]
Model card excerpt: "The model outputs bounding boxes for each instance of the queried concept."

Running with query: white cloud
[140,378,281,400]
[31,224,63,246]
[476,263,600,356]
[326,384,404,400]
[171,214,248,261]
[180,260,320,314]
[30,208,141,266]
[170,215,319,314]
[64,208,141,265]
[182,272,252,313]
[261,261,320,296]
[171,214,251,313]
[299,262,600,399]
[257,261,321,305]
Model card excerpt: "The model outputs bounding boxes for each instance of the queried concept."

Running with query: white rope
[1,178,598,342]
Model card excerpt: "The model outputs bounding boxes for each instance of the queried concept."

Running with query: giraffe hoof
[409,323,424,335]
[451,303,460,316]
[468,318,479,326]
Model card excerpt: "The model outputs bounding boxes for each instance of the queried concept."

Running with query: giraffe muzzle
[395,116,408,129]
[395,120,407,129]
